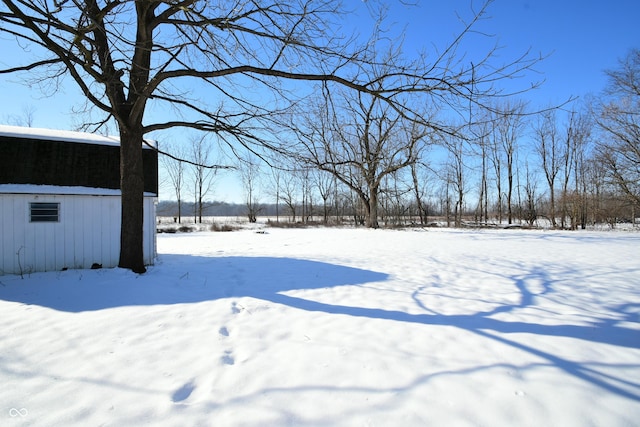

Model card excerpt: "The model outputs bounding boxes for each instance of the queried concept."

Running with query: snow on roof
[0,184,157,197]
[0,124,156,149]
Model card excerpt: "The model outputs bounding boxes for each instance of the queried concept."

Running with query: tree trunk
[549,190,556,228]
[367,187,379,228]
[411,162,425,225]
[507,168,513,224]
[118,130,146,274]
[456,186,464,227]
[323,196,329,224]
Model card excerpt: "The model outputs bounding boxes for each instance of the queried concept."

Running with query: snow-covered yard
[1,227,639,426]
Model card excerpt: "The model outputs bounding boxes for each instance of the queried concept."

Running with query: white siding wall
[0,193,156,275]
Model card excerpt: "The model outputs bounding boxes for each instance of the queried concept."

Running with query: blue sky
[374,0,639,107]
[1,1,637,126]
[0,0,638,202]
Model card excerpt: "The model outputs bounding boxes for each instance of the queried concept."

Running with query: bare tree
[559,115,575,229]
[279,170,300,222]
[471,119,491,225]
[160,140,187,223]
[488,120,504,223]
[443,135,467,227]
[299,167,314,223]
[554,111,591,229]
[190,135,218,223]
[439,179,454,227]
[566,111,592,229]
[521,160,539,226]
[582,156,605,225]
[4,104,36,127]
[533,110,563,228]
[410,161,427,225]
[0,0,546,269]
[493,101,527,224]
[313,169,334,224]
[267,167,282,223]
[595,49,640,208]
[294,88,426,228]
[238,155,262,223]
[379,170,413,226]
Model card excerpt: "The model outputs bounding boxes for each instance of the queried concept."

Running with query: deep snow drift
[1,227,639,426]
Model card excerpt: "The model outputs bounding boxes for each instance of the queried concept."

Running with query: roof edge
[0,124,157,149]
[0,184,157,197]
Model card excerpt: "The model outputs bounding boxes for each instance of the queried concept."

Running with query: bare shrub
[210,223,239,232]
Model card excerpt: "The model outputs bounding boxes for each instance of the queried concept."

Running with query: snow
[1,227,639,426]
[0,124,156,149]
[0,184,157,197]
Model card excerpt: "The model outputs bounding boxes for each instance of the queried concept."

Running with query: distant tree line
[161,49,640,230]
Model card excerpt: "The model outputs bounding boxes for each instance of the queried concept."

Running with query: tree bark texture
[119,130,146,273]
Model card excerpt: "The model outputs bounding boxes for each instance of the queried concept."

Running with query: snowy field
[1,227,639,426]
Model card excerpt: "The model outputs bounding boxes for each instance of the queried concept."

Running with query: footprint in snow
[172,380,196,402]
[231,302,241,314]
[222,350,235,366]
[219,326,229,337]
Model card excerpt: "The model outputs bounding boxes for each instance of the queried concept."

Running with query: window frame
[29,202,60,223]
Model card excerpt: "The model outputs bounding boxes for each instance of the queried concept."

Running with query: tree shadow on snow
[261,259,640,402]
[1,253,639,402]
[0,255,389,312]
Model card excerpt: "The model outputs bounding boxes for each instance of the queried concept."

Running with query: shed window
[30,202,60,222]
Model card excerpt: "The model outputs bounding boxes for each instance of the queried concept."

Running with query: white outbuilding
[0,125,158,276]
